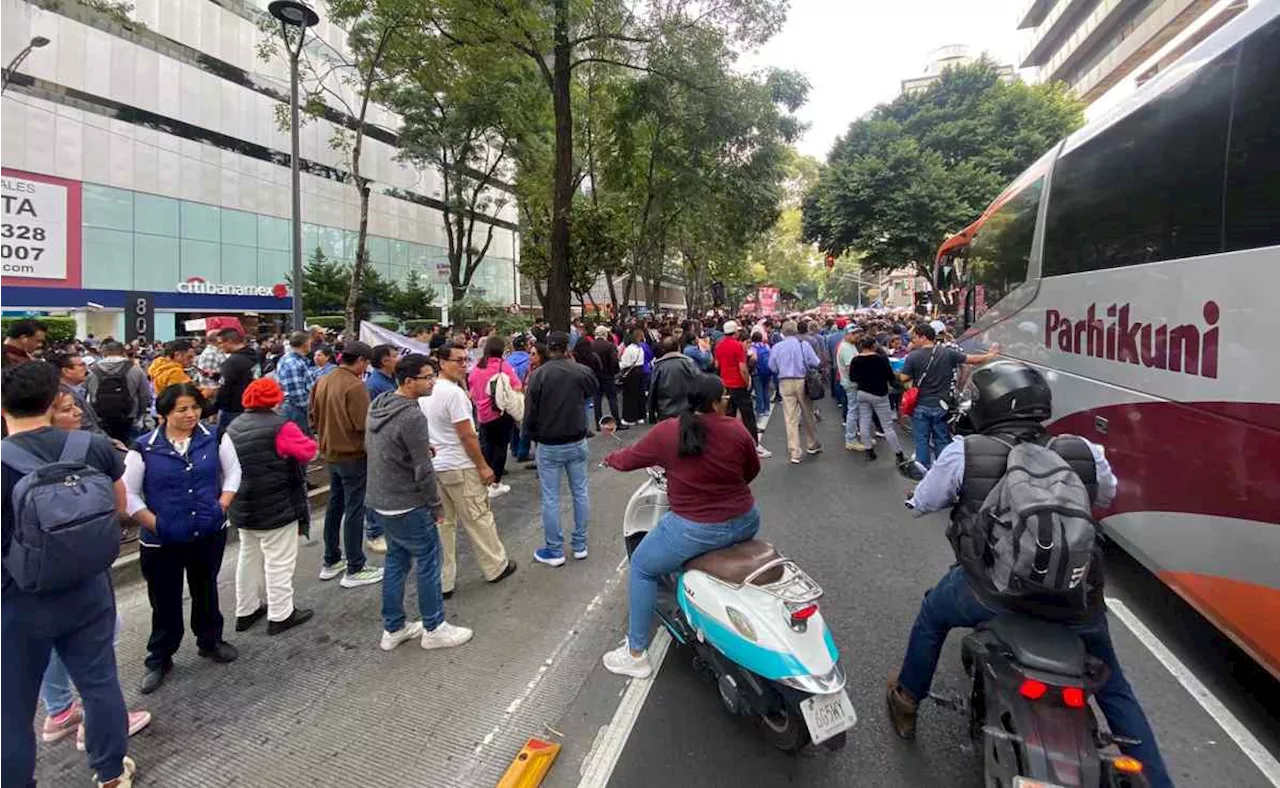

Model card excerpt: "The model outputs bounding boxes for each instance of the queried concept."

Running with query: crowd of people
[1,304,1001,787]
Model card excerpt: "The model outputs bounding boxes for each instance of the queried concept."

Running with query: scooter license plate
[800,690,857,744]
[1011,779,1068,788]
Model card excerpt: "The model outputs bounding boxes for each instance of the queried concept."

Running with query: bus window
[1225,16,1280,252]
[1042,47,1238,276]
[959,177,1042,327]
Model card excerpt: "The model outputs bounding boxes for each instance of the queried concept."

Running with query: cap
[845,324,860,334]
[341,340,373,360]
[930,320,947,335]
[722,320,739,334]
[547,331,570,351]
[594,325,610,338]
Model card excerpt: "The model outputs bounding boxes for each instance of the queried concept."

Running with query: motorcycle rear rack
[743,559,824,604]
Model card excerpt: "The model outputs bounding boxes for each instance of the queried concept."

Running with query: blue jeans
[371,508,444,634]
[832,372,849,420]
[511,424,532,461]
[2,574,129,784]
[896,566,1172,788]
[281,402,311,436]
[753,373,772,415]
[628,506,761,651]
[40,651,74,716]
[911,404,951,468]
[536,440,590,556]
[324,458,369,572]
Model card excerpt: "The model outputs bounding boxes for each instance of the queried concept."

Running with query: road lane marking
[1107,597,1280,786]
[576,627,674,788]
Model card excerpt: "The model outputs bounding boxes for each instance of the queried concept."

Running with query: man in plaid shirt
[277,331,313,434]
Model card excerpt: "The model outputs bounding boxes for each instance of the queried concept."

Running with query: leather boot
[886,679,919,740]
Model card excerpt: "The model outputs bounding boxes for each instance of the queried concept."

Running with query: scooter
[929,614,1150,787]
[607,419,856,752]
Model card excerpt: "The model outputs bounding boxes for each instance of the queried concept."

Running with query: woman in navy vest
[123,383,242,696]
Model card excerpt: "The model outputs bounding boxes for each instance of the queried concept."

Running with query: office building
[900,45,1016,96]
[1016,0,1249,104]
[1,0,519,340]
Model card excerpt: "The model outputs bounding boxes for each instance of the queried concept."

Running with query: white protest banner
[359,321,433,354]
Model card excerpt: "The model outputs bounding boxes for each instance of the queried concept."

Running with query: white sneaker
[487,482,511,499]
[602,642,652,678]
[755,444,773,458]
[365,536,388,553]
[421,621,474,650]
[340,566,384,588]
[380,620,424,651]
[318,560,346,581]
[573,547,588,560]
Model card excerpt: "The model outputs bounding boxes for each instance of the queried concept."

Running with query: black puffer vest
[948,423,1105,622]
[225,410,308,531]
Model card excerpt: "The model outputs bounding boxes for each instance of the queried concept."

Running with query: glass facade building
[1,0,519,340]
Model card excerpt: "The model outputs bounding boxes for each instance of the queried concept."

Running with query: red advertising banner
[1,168,82,288]
[758,286,779,316]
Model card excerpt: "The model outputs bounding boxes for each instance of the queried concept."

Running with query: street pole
[268,1,319,332]
[1,36,50,94]
[288,48,304,332]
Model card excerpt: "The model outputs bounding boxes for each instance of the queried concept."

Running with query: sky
[741,0,1027,161]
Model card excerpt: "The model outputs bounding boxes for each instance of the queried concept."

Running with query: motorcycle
[932,614,1151,787]
[607,418,855,752]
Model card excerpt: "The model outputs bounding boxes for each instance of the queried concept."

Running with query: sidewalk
[35,438,643,787]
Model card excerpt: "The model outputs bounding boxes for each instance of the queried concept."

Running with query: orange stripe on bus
[1158,571,1280,681]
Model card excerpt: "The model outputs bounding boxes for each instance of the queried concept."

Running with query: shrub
[1,316,77,344]
[304,315,346,330]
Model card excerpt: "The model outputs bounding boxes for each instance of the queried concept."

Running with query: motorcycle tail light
[788,603,818,626]
[1018,678,1048,700]
[1113,756,1143,774]
[1061,686,1086,708]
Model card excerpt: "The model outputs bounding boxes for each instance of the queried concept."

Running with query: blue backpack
[2,431,121,593]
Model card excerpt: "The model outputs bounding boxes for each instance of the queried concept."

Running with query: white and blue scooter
[614,429,856,752]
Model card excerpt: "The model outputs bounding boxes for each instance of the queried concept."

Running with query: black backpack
[92,367,133,420]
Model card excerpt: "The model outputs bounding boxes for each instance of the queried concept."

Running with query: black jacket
[647,352,699,422]
[523,357,599,445]
[216,345,260,414]
[225,410,308,532]
[592,338,620,377]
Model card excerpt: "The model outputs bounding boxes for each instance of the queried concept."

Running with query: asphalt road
[546,408,1280,788]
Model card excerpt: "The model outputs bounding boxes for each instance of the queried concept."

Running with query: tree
[382,269,439,321]
[291,247,348,314]
[289,247,404,324]
[419,0,787,330]
[803,59,1083,281]
[259,0,414,337]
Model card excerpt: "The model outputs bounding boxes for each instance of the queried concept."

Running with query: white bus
[934,2,1280,680]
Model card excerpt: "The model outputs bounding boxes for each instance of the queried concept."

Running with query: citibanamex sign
[176,277,289,298]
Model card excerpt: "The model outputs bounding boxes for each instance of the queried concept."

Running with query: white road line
[576,627,674,788]
[1107,597,1280,786]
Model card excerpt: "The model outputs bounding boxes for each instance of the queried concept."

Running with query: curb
[109,484,331,588]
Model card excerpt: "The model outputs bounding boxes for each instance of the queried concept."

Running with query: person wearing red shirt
[599,375,762,678]
[713,321,769,458]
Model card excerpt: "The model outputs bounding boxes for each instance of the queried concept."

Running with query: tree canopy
[802,59,1083,280]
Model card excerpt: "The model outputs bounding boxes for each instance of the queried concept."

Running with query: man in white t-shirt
[419,343,517,597]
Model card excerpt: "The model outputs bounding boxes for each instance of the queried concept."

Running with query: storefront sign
[176,277,288,297]
[1,175,68,280]
[126,291,155,344]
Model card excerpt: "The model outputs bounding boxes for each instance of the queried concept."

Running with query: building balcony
[1018,0,1057,29]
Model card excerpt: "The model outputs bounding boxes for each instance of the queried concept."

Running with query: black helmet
[963,360,1052,432]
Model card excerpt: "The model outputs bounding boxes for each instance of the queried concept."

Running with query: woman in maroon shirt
[600,375,761,678]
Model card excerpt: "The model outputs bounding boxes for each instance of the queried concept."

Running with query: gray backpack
[1,431,121,593]
[978,438,1098,596]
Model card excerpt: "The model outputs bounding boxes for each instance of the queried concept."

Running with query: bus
[933,3,1280,680]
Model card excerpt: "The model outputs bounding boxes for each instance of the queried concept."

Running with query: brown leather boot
[886,679,919,739]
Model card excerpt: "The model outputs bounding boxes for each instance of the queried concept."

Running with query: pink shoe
[76,710,152,751]
[41,700,83,743]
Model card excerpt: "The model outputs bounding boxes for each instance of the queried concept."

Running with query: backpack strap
[0,440,45,474]
[58,429,92,464]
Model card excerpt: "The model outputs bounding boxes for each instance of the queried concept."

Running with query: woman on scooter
[600,374,761,678]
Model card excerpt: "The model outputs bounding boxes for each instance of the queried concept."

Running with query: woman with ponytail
[600,374,762,678]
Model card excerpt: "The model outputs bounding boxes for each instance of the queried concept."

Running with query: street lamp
[2,36,50,94]
[269,0,319,332]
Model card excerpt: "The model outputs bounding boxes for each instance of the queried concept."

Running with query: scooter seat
[985,615,1086,677]
[685,540,784,586]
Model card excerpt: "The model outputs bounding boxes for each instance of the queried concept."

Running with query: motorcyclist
[600,374,761,678]
[886,360,1172,788]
